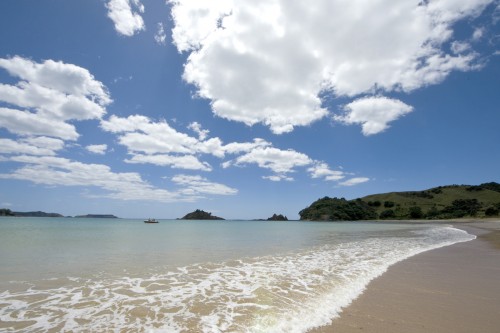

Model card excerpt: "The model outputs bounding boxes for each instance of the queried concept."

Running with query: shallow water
[0,218,474,332]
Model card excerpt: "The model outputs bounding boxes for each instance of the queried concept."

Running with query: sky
[0,0,499,220]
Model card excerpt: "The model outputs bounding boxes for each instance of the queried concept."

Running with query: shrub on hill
[441,199,482,217]
[485,206,499,217]
[479,182,500,193]
[379,209,396,219]
[409,206,424,219]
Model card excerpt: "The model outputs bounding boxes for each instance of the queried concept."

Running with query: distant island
[0,209,118,218]
[180,209,224,220]
[74,214,118,218]
[267,214,288,221]
[0,209,63,217]
[300,182,500,221]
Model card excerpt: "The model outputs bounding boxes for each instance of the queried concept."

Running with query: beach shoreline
[309,220,500,333]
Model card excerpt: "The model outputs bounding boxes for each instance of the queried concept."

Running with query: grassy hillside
[360,182,500,219]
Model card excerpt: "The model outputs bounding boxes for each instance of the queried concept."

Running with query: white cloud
[106,0,145,36]
[86,144,108,155]
[1,155,177,202]
[126,153,212,171]
[339,177,370,187]
[101,115,267,167]
[263,174,294,182]
[101,115,198,155]
[307,162,345,181]
[0,107,79,140]
[0,56,110,105]
[472,27,485,40]
[0,56,110,140]
[170,0,492,134]
[451,41,471,54]
[154,22,167,45]
[23,136,65,151]
[335,96,414,136]
[0,155,236,202]
[187,121,209,140]
[171,174,238,195]
[227,146,312,174]
[0,137,63,156]
[101,115,369,184]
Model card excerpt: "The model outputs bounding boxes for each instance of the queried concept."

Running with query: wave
[0,226,474,332]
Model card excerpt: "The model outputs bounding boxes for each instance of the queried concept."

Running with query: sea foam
[0,225,474,332]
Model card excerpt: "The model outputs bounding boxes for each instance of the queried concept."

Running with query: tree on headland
[0,208,14,216]
[299,197,377,221]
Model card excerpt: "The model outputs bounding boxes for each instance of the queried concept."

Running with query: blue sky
[0,0,499,219]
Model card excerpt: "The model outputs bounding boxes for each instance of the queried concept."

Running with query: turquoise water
[0,218,474,332]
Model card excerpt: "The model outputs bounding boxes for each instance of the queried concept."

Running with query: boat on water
[144,218,159,223]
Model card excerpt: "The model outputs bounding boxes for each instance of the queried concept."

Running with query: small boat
[144,218,159,223]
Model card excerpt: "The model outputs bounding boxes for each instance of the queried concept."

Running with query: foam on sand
[0,226,474,332]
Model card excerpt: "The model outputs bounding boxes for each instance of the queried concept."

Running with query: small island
[74,214,118,218]
[267,213,288,221]
[180,209,224,220]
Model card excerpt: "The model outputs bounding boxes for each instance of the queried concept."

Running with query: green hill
[299,182,500,221]
[360,182,500,219]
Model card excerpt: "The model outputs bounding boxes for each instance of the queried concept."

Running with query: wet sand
[310,221,500,333]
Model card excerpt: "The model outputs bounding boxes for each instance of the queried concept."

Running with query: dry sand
[309,221,500,333]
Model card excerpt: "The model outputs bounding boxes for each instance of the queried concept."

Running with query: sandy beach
[310,221,500,333]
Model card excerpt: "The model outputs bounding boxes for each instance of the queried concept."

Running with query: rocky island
[267,214,288,221]
[180,209,224,220]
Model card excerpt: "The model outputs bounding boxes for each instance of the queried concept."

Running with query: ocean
[0,217,474,332]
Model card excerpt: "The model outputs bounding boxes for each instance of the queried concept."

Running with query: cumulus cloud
[170,0,492,134]
[86,144,108,155]
[307,162,345,181]
[0,155,236,202]
[101,115,370,184]
[188,121,209,140]
[224,146,312,179]
[126,154,212,171]
[154,22,167,45]
[0,137,64,156]
[451,41,472,54]
[263,174,294,182]
[339,177,370,187]
[171,174,238,196]
[335,96,414,136]
[101,115,219,170]
[0,56,111,140]
[101,115,268,168]
[472,27,485,40]
[106,0,145,36]
[0,107,79,140]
